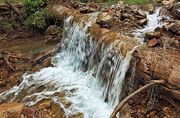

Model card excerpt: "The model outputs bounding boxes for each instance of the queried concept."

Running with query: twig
[2,54,15,71]
[0,33,8,40]
[110,80,165,118]
[5,0,20,16]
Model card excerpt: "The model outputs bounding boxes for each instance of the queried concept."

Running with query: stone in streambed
[169,21,180,35]
[145,31,161,40]
[0,102,24,118]
[96,12,113,28]
[147,38,160,47]
[138,18,148,26]
[21,107,36,118]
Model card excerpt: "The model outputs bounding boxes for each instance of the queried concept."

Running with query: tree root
[110,80,165,118]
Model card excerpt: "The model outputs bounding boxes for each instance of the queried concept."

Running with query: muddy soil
[0,27,56,93]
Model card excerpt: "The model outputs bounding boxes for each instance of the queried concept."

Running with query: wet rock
[21,107,36,118]
[38,100,51,110]
[172,2,180,19]
[96,12,113,28]
[45,25,62,45]
[69,113,84,118]
[79,3,99,13]
[51,102,66,118]
[163,0,176,10]
[169,21,180,35]
[0,69,8,79]
[0,102,24,118]
[145,31,161,40]
[147,38,159,47]
[138,18,148,26]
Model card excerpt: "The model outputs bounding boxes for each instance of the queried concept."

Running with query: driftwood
[110,80,165,118]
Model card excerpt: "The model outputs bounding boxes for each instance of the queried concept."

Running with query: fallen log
[110,80,165,118]
[50,4,180,87]
[50,3,180,106]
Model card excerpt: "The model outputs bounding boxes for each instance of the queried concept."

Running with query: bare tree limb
[5,0,20,16]
[110,80,165,118]
[0,33,8,40]
[2,54,15,71]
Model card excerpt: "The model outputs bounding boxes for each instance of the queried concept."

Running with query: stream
[0,8,162,118]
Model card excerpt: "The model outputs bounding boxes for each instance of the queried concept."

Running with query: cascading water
[0,13,136,118]
[133,7,163,43]
[0,5,167,118]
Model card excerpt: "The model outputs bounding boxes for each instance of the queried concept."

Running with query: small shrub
[22,0,54,31]
[0,17,13,32]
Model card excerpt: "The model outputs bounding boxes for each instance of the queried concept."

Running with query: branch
[2,54,15,71]
[5,0,20,16]
[110,80,165,118]
[0,33,8,40]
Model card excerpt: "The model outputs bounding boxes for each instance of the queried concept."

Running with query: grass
[123,0,152,4]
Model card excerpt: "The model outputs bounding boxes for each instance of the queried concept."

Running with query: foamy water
[133,8,163,43]
[0,7,158,118]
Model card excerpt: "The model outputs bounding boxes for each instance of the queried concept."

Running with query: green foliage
[22,0,53,31]
[123,0,152,4]
[0,17,13,32]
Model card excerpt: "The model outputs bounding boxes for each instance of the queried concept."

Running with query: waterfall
[0,13,136,118]
[133,7,163,43]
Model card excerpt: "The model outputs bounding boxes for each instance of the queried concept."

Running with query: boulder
[169,21,180,35]
[0,102,24,118]
[96,12,113,28]
[144,31,161,40]
[162,0,176,10]
[147,38,159,47]
[138,18,148,26]
[172,2,180,18]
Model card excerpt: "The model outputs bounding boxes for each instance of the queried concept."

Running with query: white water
[0,7,164,118]
[133,8,162,43]
[0,13,137,118]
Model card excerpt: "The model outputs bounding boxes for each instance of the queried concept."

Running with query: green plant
[123,0,152,4]
[0,17,13,32]
[22,0,54,31]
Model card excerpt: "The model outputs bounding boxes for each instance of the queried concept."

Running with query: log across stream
[0,5,179,118]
